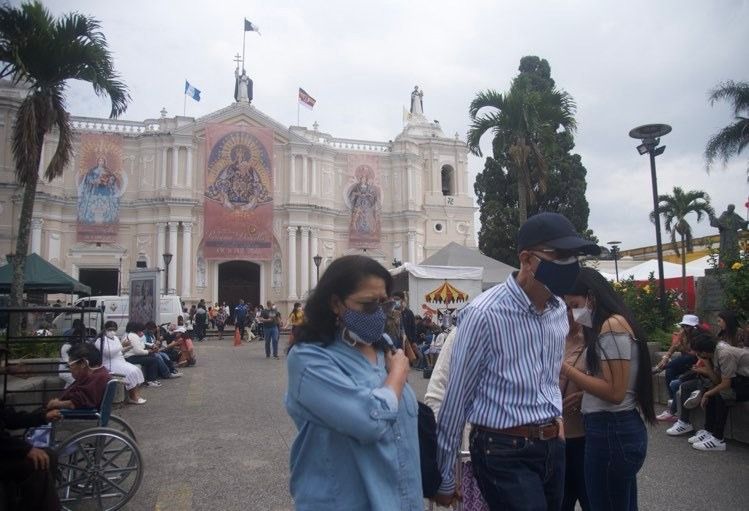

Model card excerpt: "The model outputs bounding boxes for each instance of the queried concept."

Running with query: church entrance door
[218,261,261,309]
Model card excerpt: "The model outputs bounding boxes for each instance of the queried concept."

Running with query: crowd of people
[283,212,748,511]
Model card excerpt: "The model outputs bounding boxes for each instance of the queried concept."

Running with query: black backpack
[417,401,442,498]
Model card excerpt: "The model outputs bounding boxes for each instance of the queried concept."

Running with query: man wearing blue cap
[434,212,599,511]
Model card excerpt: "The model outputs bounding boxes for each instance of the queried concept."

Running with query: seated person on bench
[46,343,110,411]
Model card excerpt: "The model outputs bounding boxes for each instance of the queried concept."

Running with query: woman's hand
[385,349,409,376]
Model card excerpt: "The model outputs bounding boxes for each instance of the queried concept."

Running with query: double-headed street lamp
[162,252,173,296]
[629,123,671,327]
[607,241,621,282]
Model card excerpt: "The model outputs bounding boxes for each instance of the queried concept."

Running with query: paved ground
[118,334,749,511]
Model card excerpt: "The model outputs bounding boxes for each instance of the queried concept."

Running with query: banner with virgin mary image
[203,124,274,260]
[345,154,381,248]
[76,133,125,243]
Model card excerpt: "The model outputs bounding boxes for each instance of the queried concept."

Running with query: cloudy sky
[50,0,749,250]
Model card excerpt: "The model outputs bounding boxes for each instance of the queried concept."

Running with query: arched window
[441,164,455,196]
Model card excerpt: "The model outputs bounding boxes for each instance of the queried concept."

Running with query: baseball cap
[517,212,601,255]
[678,314,699,327]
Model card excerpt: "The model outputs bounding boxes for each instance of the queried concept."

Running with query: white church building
[0,78,476,308]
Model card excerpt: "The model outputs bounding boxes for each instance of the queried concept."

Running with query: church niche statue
[710,204,748,265]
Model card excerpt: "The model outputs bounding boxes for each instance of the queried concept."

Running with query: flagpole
[242,20,247,72]
[297,100,300,126]
[183,92,187,116]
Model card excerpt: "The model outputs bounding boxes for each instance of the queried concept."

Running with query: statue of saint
[410,86,424,116]
[234,67,253,103]
[710,204,748,265]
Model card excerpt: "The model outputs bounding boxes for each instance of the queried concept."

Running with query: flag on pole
[184,81,201,101]
[244,19,261,34]
[298,88,316,109]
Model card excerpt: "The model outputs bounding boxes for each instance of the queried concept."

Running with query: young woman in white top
[96,320,146,404]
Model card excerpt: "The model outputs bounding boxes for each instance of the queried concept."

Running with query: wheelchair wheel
[106,415,137,443]
[56,427,143,511]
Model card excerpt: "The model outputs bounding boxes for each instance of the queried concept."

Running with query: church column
[300,227,310,298]
[171,147,179,187]
[161,148,167,188]
[309,228,318,290]
[181,222,192,298]
[287,227,298,300]
[407,232,416,263]
[302,156,308,193]
[31,218,43,255]
[289,154,296,193]
[167,221,178,295]
[156,222,166,293]
[311,159,317,195]
[186,146,193,190]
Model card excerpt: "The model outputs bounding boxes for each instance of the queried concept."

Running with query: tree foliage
[472,56,591,266]
[705,80,749,180]
[0,1,128,309]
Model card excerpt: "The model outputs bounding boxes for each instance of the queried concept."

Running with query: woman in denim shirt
[285,255,422,511]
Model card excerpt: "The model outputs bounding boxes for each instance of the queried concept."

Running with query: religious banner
[76,133,125,243]
[203,124,274,260]
[345,154,381,248]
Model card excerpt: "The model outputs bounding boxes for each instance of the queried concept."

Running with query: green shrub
[612,273,682,345]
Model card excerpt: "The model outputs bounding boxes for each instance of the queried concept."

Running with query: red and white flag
[298,88,316,109]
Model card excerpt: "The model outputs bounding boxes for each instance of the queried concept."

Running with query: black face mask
[533,256,580,297]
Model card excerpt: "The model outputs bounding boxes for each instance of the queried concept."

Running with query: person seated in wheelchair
[47,343,111,411]
[1,347,62,511]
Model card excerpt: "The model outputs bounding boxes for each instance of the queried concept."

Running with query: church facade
[0,80,476,308]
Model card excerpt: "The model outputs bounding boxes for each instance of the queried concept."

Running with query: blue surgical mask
[533,255,580,297]
[341,306,387,345]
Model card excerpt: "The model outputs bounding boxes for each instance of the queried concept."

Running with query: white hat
[678,314,699,327]
[174,326,187,333]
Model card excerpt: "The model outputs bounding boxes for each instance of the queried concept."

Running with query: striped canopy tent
[424,280,469,304]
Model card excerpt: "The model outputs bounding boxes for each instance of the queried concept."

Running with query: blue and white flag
[244,18,261,34]
[184,81,201,101]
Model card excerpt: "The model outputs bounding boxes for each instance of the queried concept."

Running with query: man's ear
[518,250,535,268]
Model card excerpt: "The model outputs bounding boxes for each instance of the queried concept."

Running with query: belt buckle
[538,424,555,441]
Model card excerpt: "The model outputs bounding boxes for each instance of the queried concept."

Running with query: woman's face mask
[571,297,594,328]
[105,330,116,339]
[341,305,387,345]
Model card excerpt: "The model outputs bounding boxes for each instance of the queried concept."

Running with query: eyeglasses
[349,298,392,314]
[66,358,85,368]
[533,249,579,264]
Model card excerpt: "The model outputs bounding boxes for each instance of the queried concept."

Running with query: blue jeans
[665,354,697,403]
[154,352,174,378]
[584,410,647,511]
[469,427,565,511]
[264,326,279,357]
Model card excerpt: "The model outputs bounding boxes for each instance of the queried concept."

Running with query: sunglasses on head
[67,358,86,368]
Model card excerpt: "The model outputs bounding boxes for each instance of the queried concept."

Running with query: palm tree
[467,81,576,224]
[650,187,714,298]
[705,80,749,180]
[0,1,128,312]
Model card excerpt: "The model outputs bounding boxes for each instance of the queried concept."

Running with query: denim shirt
[285,336,422,511]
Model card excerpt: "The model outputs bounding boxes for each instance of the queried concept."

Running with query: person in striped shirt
[434,212,599,510]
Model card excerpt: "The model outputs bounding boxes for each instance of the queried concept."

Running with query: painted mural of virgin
[346,164,381,247]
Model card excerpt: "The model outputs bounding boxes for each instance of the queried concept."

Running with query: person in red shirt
[47,343,110,411]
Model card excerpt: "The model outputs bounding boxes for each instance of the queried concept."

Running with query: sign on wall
[203,124,274,260]
[76,133,125,243]
[345,154,381,249]
[129,270,159,326]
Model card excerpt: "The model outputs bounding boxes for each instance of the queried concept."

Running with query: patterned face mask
[341,306,387,345]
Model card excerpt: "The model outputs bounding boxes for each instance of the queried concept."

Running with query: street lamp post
[629,123,672,328]
[607,241,621,282]
[313,254,322,283]
[162,252,173,296]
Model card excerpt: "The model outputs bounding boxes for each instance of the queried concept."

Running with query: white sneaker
[667,399,673,409]
[688,430,710,444]
[656,410,678,422]
[683,390,703,410]
[693,436,726,451]
[170,372,183,378]
[666,420,694,436]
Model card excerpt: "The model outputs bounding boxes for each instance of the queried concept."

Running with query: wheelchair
[46,379,143,511]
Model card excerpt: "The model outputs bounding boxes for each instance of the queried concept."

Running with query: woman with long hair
[717,310,746,348]
[561,268,655,511]
[285,255,421,510]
